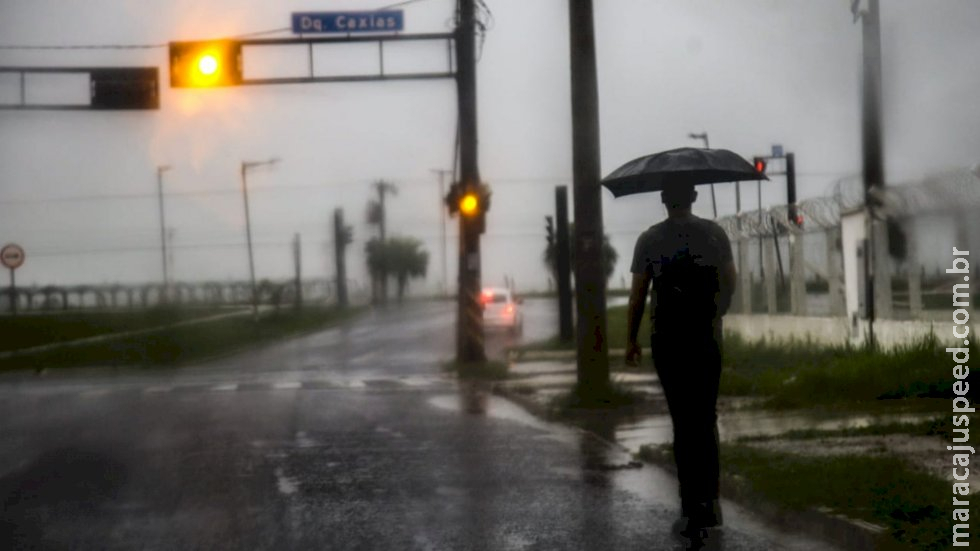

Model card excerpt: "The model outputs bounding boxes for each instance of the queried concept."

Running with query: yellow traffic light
[197,54,219,76]
[169,40,242,88]
[459,193,479,216]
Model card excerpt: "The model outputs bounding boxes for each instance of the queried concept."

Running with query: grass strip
[722,332,976,410]
[0,306,361,371]
[0,307,238,353]
[640,442,975,550]
[721,444,973,550]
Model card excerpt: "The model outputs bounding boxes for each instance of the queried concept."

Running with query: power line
[375,0,436,10]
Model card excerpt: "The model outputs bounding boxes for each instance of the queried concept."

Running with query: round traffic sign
[1,243,25,269]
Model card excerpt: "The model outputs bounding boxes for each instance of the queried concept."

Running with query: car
[480,287,523,334]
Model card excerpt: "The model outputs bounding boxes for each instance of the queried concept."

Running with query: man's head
[661,183,697,213]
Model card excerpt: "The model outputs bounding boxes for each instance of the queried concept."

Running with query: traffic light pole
[455,0,486,363]
[568,0,610,396]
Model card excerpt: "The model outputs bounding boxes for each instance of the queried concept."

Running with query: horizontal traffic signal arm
[0,66,159,110]
[169,32,456,88]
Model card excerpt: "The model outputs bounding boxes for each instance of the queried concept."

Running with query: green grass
[721,332,975,411]
[0,307,238,353]
[722,444,972,550]
[0,306,361,370]
[639,442,974,550]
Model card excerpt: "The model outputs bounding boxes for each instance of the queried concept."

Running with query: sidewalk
[495,352,948,550]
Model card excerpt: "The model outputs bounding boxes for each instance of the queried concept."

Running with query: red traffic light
[754,157,767,174]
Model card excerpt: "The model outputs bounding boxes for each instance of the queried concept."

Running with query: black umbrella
[601,147,767,198]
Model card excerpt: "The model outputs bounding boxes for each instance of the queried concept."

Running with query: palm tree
[365,236,429,302]
[543,222,618,285]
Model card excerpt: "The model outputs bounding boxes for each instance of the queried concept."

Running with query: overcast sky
[1,0,978,294]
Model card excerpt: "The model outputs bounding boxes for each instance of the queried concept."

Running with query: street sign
[291,11,404,34]
[0,243,24,269]
[772,144,784,158]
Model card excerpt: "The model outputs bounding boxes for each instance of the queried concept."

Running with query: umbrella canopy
[601,147,767,198]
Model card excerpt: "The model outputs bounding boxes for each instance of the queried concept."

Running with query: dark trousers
[652,326,722,514]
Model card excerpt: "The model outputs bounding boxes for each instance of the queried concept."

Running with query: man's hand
[625,341,642,367]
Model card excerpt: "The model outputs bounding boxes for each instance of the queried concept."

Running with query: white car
[481,287,523,334]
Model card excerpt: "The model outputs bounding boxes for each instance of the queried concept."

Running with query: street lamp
[156,165,172,302]
[688,131,718,218]
[241,157,280,318]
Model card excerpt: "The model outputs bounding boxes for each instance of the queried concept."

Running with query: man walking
[625,182,736,537]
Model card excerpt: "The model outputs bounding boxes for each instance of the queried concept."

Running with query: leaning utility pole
[568,0,610,394]
[455,0,486,363]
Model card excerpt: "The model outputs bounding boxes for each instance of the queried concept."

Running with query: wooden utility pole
[568,0,609,395]
[455,0,486,363]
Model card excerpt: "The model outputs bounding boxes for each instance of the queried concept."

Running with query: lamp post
[156,165,172,302]
[688,132,718,218]
[241,158,280,318]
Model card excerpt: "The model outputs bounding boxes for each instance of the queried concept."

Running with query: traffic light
[460,192,480,216]
[169,40,242,88]
[753,156,767,175]
[545,216,555,247]
[447,183,491,218]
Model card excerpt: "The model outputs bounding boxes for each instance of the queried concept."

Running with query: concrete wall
[726,313,977,351]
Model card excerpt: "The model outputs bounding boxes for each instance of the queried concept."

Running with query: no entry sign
[1,243,25,270]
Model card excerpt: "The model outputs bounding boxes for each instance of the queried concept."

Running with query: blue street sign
[291,11,404,34]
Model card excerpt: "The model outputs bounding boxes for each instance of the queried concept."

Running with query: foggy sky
[1,0,978,294]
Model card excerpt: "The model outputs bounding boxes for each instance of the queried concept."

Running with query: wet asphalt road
[0,300,835,550]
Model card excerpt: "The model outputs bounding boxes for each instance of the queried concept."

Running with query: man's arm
[626,272,651,366]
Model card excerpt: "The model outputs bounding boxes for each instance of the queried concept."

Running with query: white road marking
[273,381,302,390]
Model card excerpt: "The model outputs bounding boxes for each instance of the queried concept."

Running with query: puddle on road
[428,392,554,433]
[612,411,937,454]
[274,467,299,495]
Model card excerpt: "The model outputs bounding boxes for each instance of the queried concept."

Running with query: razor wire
[718,168,980,240]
